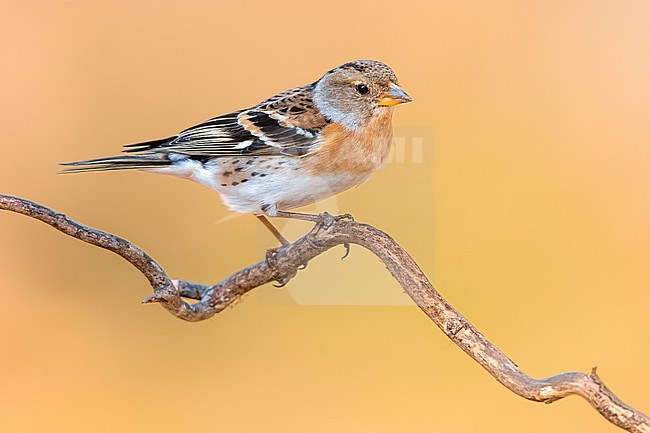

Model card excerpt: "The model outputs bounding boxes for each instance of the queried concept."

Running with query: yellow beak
[378,83,412,107]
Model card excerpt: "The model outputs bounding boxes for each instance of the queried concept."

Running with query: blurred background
[1,1,648,432]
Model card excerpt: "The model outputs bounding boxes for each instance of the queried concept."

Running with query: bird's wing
[123,85,329,158]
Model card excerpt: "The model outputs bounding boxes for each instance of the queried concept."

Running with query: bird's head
[313,60,412,130]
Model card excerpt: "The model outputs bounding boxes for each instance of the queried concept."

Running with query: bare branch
[1,193,648,432]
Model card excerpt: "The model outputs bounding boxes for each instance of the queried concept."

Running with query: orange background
[1,1,649,432]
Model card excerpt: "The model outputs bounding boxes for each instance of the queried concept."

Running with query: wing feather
[123,84,328,159]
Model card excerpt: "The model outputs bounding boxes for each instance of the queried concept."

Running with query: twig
[1,193,648,432]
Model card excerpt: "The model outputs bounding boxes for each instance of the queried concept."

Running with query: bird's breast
[304,109,394,181]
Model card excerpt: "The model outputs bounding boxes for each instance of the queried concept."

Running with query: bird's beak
[378,83,412,106]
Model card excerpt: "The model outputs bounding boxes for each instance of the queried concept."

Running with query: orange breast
[304,109,394,178]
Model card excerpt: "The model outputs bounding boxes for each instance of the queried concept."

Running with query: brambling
[63,60,412,244]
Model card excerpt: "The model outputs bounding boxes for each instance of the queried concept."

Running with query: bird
[62,60,412,245]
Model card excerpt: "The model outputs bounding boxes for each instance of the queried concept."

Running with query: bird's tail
[60,137,175,173]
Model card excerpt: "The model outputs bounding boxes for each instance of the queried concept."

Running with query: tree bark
[1,193,648,433]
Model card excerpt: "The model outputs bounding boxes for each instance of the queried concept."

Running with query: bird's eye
[356,84,369,95]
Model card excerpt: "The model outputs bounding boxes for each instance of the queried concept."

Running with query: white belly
[150,155,370,214]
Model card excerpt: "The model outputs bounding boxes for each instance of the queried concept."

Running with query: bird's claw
[336,213,355,222]
[313,211,355,232]
[265,245,304,287]
[315,212,335,230]
[265,246,282,268]
[341,242,351,260]
[307,235,323,249]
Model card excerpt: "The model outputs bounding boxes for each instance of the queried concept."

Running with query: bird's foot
[305,213,353,259]
[312,211,354,231]
[265,244,308,289]
[265,245,283,269]
[271,210,354,228]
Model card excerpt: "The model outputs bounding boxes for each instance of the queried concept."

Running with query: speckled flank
[157,154,367,215]
[213,156,323,213]
[217,158,277,187]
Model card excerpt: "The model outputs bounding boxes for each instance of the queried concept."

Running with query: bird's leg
[273,211,353,257]
[261,206,355,261]
[256,214,289,246]
[274,210,355,230]
[273,210,322,223]
[260,204,323,224]
[255,215,294,269]
[272,211,328,249]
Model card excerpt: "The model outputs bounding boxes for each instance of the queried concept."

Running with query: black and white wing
[126,84,328,158]
[62,84,330,172]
